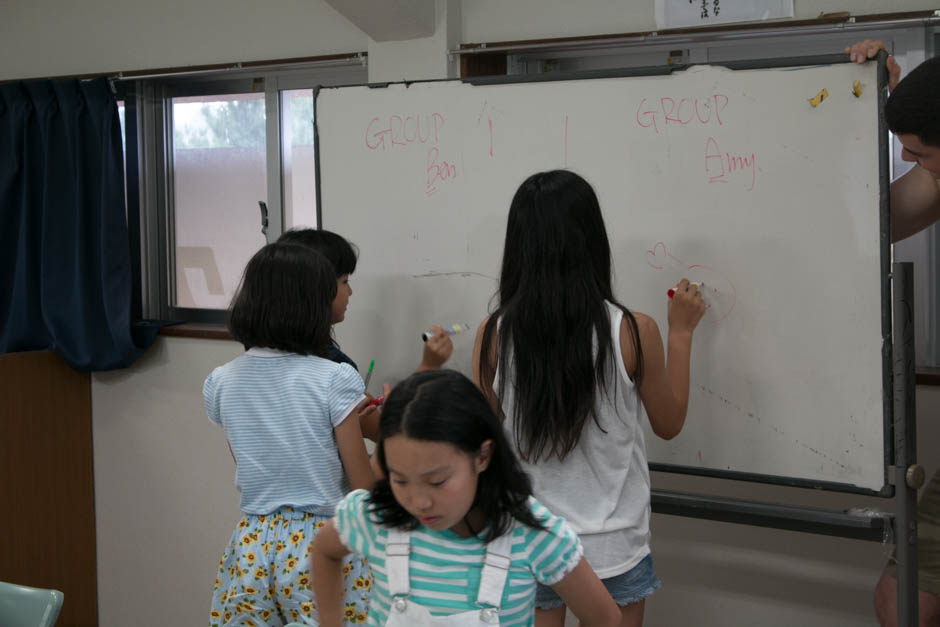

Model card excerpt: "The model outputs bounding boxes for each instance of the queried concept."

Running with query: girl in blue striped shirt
[207,242,376,626]
[311,370,620,627]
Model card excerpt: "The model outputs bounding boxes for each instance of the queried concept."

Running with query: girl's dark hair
[368,370,544,542]
[278,228,358,277]
[228,242,336,355]
[478,169,643,463]
[886,56,940,147]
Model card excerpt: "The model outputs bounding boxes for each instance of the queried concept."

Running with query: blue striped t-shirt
[204,347,365,515]
[335,489,584,626]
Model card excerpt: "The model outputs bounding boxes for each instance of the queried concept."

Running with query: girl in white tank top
[473,170,706,627]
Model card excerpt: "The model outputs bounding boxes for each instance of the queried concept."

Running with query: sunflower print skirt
[210,507,371,626]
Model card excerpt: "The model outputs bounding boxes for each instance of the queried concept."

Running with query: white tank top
[496,301,650,578]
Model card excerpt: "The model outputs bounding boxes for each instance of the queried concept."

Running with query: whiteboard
[315,59,889,492]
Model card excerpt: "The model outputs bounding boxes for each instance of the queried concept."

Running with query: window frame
[119,59,367,324]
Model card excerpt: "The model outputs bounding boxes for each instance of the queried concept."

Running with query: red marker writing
[667,282,704,299]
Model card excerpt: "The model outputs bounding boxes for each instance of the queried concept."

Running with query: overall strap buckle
[475,532,513,613]
[385,528,412,597]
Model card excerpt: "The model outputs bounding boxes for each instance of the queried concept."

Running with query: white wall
[2,0,932,624]
[92,337,243,626]
[0,0,367,81]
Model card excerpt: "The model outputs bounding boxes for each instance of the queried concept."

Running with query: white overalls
[383,528,513,626]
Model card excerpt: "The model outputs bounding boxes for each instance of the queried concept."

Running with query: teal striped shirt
[335,489,583,626]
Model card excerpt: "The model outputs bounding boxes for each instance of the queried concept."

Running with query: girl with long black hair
[473,169,706,627]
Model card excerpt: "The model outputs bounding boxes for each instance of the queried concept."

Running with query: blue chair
[0,581,64,627]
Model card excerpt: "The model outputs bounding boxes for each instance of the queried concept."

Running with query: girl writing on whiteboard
[206,242,375,626]
[473,169,706,627]
[279,228,454,441]
[311,369,621,627]
[279,228,454,374]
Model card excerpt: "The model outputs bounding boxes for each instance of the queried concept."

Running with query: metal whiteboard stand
[893,261,920,627]
[649,262,921,625]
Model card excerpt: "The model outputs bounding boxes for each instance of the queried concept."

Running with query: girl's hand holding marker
[667,279,707,332]
[417,323,463,371]
[365,322,463,412]
[366,383,391,408]
[667,281,704,299]
[358,383,391,441]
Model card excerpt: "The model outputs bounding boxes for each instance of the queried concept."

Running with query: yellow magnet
[852,80,863,97]
[808,88,829,108]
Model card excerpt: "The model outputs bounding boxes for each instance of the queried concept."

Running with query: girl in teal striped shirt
[311,370,620,627]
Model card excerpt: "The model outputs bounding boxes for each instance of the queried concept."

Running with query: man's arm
[891,165,940,243]
[845,40,901,90]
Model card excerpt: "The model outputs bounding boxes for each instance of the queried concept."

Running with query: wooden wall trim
[0,350,98,625]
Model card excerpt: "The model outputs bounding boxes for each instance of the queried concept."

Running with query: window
[172,92,268,310]
[120,60,367,323]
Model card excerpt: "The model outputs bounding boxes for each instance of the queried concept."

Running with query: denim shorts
[535,553,661,610]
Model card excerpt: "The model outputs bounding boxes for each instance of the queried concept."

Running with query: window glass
[172,93,267,309]
[116,100,128,210]
[282,89,317,229]
[117,101,126,153]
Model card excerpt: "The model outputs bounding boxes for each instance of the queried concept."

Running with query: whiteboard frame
[313,53,895,496]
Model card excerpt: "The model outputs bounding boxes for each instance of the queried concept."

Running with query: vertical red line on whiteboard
[564,115,568,167]
[488,119,494,157]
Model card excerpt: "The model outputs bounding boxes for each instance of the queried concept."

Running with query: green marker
[364,359,375,391]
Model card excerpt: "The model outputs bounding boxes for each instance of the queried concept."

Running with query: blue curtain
[0,78,158,371]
